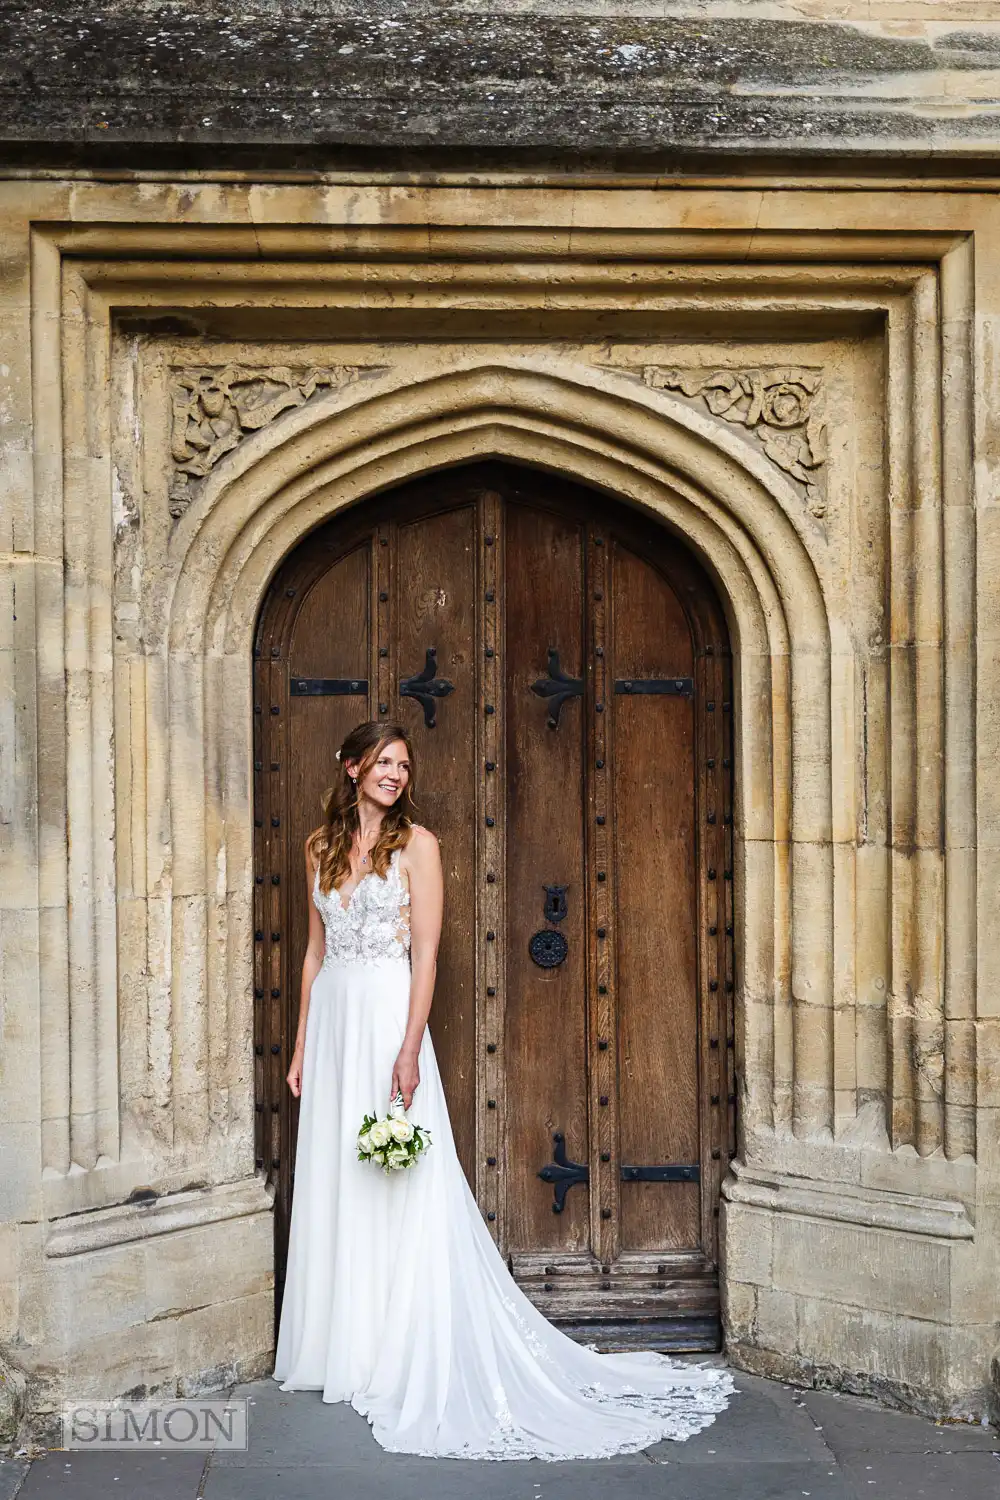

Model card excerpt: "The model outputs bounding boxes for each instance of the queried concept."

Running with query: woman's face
[349,739,411,809]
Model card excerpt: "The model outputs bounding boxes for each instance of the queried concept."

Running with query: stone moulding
[168,363,371,518]
[44,1175,275,1258]
[723,1162,974,1241]
[640,365,827,520]
[55,234,971,1186]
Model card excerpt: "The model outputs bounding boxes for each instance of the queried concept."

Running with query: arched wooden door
[253,462,735,1350]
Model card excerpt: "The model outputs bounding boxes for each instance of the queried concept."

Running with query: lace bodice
[313,847,411,966]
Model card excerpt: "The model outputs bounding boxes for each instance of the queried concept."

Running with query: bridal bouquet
[357,1090,432,1174]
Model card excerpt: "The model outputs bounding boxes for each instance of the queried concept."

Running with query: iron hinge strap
[290,678,368,696]
[538,1133,702,1211]
[620,1163,701,1183]
[615,678,694,697]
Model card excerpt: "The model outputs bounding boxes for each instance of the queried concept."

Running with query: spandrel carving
[168,363,364,517]
[641,366,827,520]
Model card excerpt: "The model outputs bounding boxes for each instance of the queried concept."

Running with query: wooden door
[254,463,735,1350]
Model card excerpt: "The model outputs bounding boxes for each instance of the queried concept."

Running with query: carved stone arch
[147,359,839,1206]
[172,357,829,658]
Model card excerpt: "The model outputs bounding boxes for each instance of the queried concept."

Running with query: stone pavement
[2,1367,997,1500]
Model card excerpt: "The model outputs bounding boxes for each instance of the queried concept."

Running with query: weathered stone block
[20,1244,146,1349]
[773,1217,952,1322]
[173,1291,274,1396]
[756,1288,798,1355]
[721,1280,758,1343]
[0,1348,26,1445]
[797,1300,993,1419]
[144,1212,273,1323]
[720,1204,773,1287]
[0,1124,40,1222]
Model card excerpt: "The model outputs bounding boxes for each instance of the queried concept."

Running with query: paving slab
[201,1455,858,1500]
[799,1387,1000,1455]
[13,1449,208,1499]
[838,1451,1000,1498]
[0,1457,29,1500]
[210,1383,401,1469]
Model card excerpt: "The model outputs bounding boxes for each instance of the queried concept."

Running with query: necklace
[356,828,378,867]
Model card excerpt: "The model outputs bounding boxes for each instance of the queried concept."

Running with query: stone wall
[1,173,998,1435]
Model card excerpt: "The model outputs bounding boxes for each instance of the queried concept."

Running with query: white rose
[369,1121,391,1149]
[387,1148,409,1168]
[390,1119,414,1143]
[357,1131,373,1154]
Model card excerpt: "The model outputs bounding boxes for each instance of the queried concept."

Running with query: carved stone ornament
[168,364,364,517]
[642,366,827,519]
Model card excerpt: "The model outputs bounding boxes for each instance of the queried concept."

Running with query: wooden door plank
[374,519,393,719]
[394,503,478,1184]
[611,540,700,1254]
[503,499,589,1256]
[285,544,372,1215]
[697,644,724,1259]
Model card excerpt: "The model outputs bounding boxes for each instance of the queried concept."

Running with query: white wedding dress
[272,846,733,1460]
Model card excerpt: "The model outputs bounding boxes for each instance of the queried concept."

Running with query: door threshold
[550,1316,722,1354]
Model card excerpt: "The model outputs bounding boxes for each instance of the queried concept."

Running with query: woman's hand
[391,1047,420,1111]
[287,1045,304,1098]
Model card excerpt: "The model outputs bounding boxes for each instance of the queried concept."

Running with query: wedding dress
[272,844,733,1460]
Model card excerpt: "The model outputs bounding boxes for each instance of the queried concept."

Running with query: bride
[272,720,733,1460]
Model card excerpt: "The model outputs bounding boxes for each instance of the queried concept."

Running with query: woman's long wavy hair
[308,720,417,894]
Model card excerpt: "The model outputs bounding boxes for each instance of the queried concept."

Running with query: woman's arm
[390,827,444,1110]
[287,836,326,1098]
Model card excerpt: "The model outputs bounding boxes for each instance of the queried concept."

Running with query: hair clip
[335,750,342,761]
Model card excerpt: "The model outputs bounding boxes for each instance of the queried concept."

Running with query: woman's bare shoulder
[403,824,440,858]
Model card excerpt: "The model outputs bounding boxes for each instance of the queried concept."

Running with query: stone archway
[156,355,834,1202]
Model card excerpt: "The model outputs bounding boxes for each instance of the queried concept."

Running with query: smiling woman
[271,711,733,1458]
